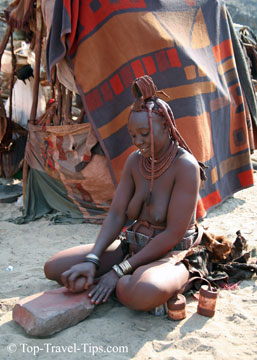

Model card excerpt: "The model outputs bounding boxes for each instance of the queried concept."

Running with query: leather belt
[125,224,203,251]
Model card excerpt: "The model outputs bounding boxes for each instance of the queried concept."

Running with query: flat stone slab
[12,287,95,336]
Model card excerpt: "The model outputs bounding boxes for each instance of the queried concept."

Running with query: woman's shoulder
[126,150,141,165]
[121,150,140,176]
[174,148,200,175]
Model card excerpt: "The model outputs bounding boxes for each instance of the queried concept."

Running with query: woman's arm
[127,154,200,270]
[61,153,136,291]
[91,153,136,257]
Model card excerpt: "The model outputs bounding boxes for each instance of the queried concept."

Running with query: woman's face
[128,111,170,158]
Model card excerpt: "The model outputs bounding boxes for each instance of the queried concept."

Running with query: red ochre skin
[44,110,200,311]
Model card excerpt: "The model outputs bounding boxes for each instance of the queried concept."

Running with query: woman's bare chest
[126,168,175,225]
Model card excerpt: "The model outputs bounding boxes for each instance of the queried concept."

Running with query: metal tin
[197,285,218,317]
[167,294,186,320]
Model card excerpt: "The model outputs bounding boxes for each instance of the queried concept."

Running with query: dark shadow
[0,183,23,203]
[179,312,209,333]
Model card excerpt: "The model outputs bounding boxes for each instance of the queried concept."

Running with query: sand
[0,167,256,360]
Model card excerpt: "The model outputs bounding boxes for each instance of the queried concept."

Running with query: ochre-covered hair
[129,75,207,204]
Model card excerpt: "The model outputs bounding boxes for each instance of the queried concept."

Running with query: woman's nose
[134,136,144,147]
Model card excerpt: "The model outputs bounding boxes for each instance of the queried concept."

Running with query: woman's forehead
[128,111,163,128]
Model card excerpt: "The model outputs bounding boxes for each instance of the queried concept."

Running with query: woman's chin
[139,150,150,158]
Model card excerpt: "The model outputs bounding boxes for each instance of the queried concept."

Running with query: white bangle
[85,253,100,261]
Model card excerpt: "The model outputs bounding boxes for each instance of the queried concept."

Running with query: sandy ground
[0,165,256,360]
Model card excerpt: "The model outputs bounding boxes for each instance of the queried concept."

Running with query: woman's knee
[44,258,61,282]
[116,275,131,303]
[116,273,169,311]
[116,263,189,311]
[43,246,89,282]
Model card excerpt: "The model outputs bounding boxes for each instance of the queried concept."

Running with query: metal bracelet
[112,264,124,278]
[118,260,132,275]
[85,253,100,261]
[83,257,100,270]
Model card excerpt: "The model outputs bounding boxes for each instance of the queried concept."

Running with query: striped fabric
[46,0,254,219]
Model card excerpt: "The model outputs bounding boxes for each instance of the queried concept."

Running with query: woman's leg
[44,240,124,292]
[116,259,189,311]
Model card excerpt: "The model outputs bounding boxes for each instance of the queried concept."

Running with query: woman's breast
[126,192,143,220]
[145,192,170,225]
[126,183,171,226]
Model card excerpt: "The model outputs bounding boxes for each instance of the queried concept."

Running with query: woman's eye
[141,133,149,137]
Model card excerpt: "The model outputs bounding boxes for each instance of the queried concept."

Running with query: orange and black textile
[45,0,255,220]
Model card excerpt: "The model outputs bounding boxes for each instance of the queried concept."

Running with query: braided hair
[129,75,207,205]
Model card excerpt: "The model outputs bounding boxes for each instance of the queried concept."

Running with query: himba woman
[44,75,207,312]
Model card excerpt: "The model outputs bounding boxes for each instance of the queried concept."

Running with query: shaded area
[225,0,257,35]
[0,181,22,203]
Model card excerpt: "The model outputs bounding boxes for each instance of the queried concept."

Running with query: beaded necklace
[139,140,178,205]
[140,140,178,181]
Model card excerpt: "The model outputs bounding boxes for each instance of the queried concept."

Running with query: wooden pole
[9,30,16,124]
[77,109,85,124]
[57,80,63,125]
[0,25,12,72]
[65,90,72,125]
[29,0,43,123]
[23,0,43,205]
[0,25,12,178]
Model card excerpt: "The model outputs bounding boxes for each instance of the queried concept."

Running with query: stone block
[12,287,95,336]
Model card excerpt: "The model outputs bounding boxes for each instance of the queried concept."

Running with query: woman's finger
[102,288,113,303]
[91,287,109,304]
[89,285,107,304]
[88,283,102,298]
[84,273,94,290]
[66,271,80,291]
[61,269,72,287]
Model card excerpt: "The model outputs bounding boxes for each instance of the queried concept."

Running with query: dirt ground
[0,155,256,360]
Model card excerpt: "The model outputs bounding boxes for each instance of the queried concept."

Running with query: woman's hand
[61,262,96,292]
[88,270,119,304]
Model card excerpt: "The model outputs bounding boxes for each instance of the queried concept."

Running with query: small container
[167,294,186,320]
[197,285,218,317]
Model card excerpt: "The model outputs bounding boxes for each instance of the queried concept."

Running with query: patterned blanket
[46,0,254,220]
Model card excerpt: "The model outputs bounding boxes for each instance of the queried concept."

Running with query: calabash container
[197,285,218,317]
[167,294,186,320]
